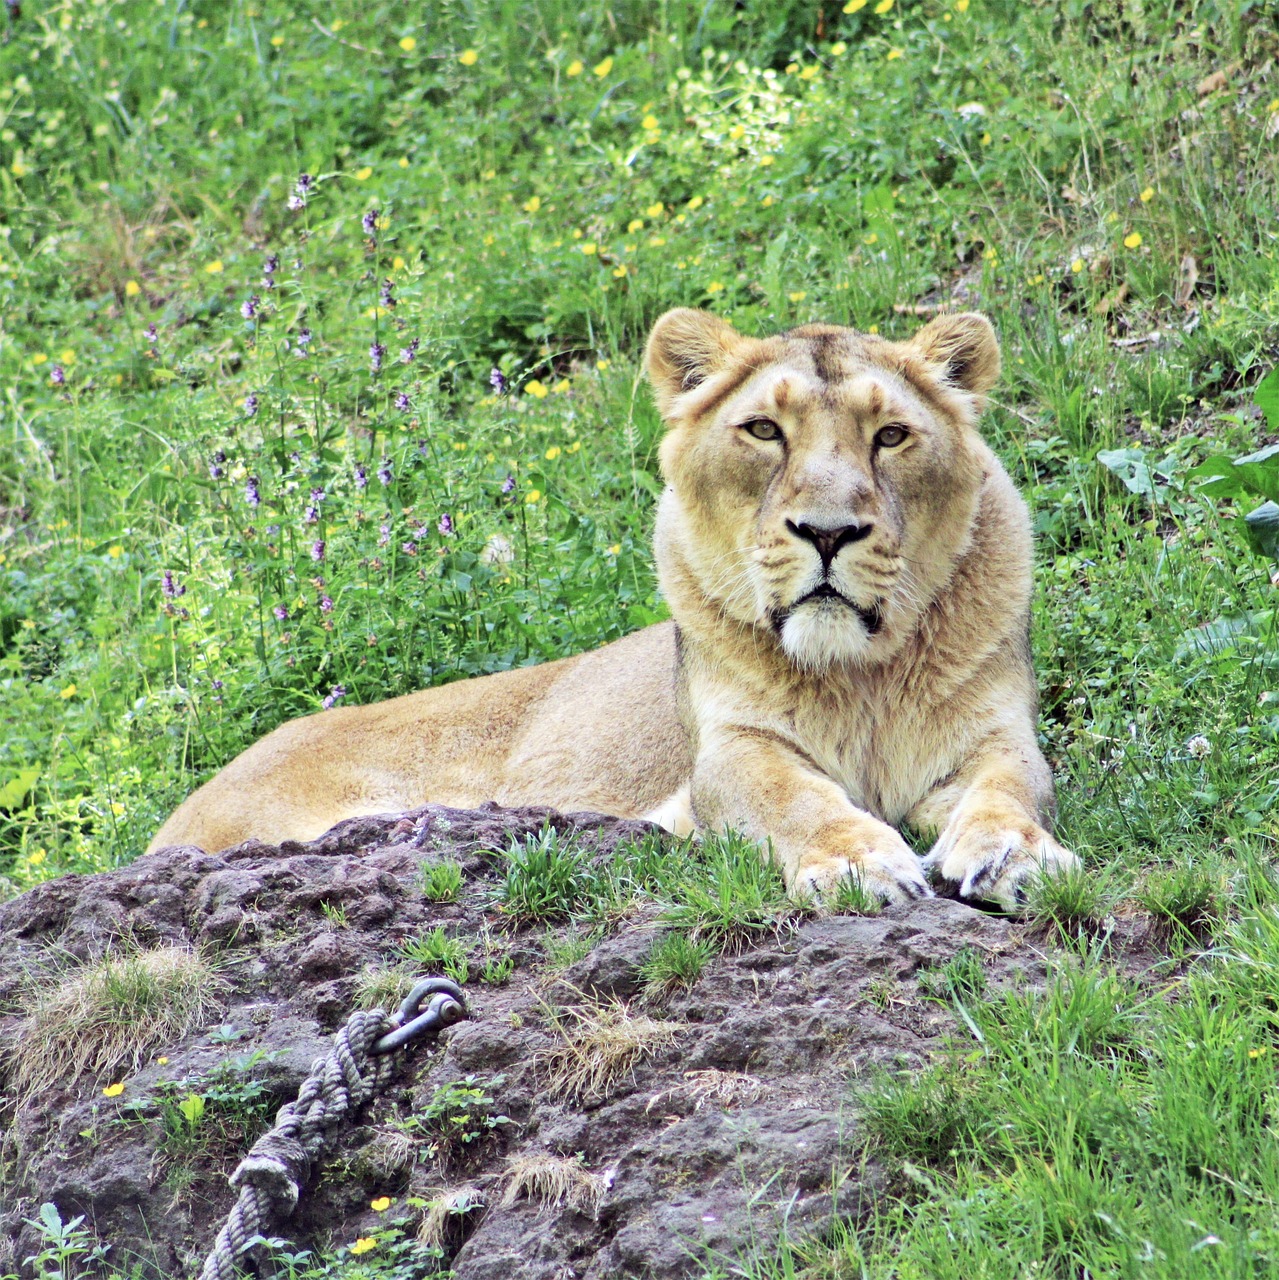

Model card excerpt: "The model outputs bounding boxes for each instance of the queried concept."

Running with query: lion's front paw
[793,837,932,908]
[924,819,1078,911]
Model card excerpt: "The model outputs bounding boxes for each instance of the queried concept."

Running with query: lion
[148,307,1077,908]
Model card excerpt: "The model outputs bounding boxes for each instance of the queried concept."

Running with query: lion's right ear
[644,308,743,417]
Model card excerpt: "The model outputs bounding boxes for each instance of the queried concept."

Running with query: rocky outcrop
[0,805,1079,1278]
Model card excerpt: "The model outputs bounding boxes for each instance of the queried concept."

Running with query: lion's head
[645,308,1003,671]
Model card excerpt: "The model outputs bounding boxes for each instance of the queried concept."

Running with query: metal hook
[371,976,467,1055]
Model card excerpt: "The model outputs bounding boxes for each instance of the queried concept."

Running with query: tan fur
[150,309,1076,909]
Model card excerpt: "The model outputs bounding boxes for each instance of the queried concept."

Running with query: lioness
[150,308,1077,908]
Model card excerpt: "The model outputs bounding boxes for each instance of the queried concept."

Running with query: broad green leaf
[1185,443,1279,503]
[1255,366,1279,433]
[1097,448,1158,496]
[0,767,39,810]
[1245,501,1279,560]
[1174,610,1274,661]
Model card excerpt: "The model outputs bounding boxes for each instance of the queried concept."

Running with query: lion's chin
[777,601,878,672]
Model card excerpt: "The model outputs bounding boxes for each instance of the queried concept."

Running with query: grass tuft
[500,1152,609,1217]
[420,859,465,904]
[537,993,682,1103]
[640,930,715,1000]
[11,946,224,1100]
[495,827,596,925]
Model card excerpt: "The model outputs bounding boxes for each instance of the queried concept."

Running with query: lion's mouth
[779,584,883,635]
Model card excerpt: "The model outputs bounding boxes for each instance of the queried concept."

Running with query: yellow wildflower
[687,195,703,210]
[525,489,542,505]
[646,201,665,217]
[270,34,284,47]
[886,48,903,60]
[706,281,725,294]
[156,1056,168,1065]
[1071,258,1084,273]
[566,59,583,76]
[648,235,667,247]
[868,324,880,334]
[355,166,373,180]
[759,154,775,166]
[843,0,867,10]
[593,56,613,77]
[641,114,659,130]
[980,131,992,145]
[581,242,597,255]
[399,156,410,168]
[1123,231,1143,249]
[124,280,141,297]
[1139,186,1154,202]
[596,358,611,369]
[956,0,970,10]
[60,349,76,364]
[349,1239,378,1256]
[204,260,224,274]
[612,264,628,278]
[785,62,799,74]
[108,545,123,558]
[874,0,894,11]
[552,378,570,393]
[545,446,562,460]
[831,41,848,55]
[60,684,77,700]
[607,543,621,555]
[28,849,46,865]
[800,65,818,81]
[459,49,478,66]
[628,219,644,232]
[523,195,542,213]
[371,1196,392,1211]
[392,255,406,270]
[32,353,48,365]
[761,195,774,207]
[399,36,416,52]
[525,379,549,399]
[103,1082,125,1098]
[789,291,807,302]
[568,440,581,453]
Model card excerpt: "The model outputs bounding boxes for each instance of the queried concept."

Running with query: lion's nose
[786,519,874,571]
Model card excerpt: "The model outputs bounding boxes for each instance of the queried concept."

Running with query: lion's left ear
[910,312,1001,397]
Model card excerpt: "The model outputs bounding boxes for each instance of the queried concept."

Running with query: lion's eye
[742,418,783,442]
[875,424,909,449]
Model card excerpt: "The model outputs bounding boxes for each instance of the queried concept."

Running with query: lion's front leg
[693,729,932,906]
[911,733,1078,910]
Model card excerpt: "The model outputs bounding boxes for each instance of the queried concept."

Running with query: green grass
[2,0,1279,1273]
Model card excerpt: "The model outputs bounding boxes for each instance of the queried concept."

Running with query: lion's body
[150,307,1076,908]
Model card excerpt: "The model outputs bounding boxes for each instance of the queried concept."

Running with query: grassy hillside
[2,0,1279,1274]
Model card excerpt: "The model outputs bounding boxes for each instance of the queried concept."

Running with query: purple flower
[211,679,224,690]
[401,540,418,556]
[294,328,313,358]
[287,194,304,212]
[370,342,386,375]
[243,393,259,417]
[245,475,262,507]
[501,474,516,494]
[263,253,279,276]
[310,539,325,562]
[416,439,429,457]
[379,279,395,308]
[362,207,379,237]
[395,391,411,412]
[399,338,420,364]
[378,521,392,546]
[310,486,326,504]
[144,323,158,345]
[289,174,313,210]
[305,503,321,524]
[161,570,186,599]
[319,594,334,613]
[50,365,66,386]
[438,513,454,536]
[489,367,507,395]
[377,458,393,486]
[273,604,288,622]
[296,173,313,194]
[354,464,368,490]
[209,450,226,480]
[240,294,260,320]
[322,684,346,709]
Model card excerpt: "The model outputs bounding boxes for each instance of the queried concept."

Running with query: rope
[195,980,466,1280]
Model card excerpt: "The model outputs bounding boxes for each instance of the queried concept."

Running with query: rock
[0,803,1139,1278]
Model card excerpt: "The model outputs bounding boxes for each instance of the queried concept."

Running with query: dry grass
[417,1186,486,1249]
[536,992,682,1103]
[646,1068,770,1115]
[500,1152,610,1217]
[9,946,225,1101]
